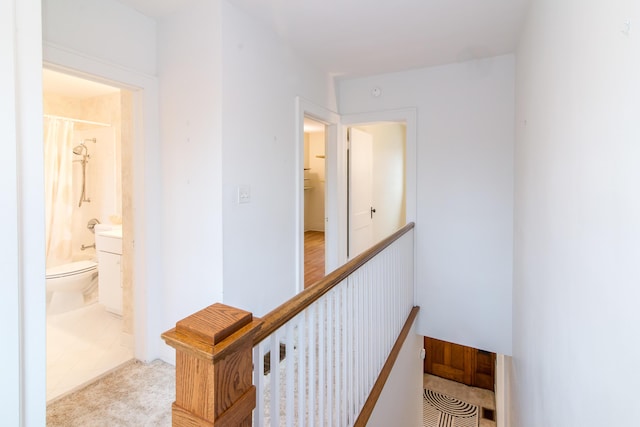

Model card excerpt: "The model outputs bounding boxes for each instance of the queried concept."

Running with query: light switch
[238,185,251,204]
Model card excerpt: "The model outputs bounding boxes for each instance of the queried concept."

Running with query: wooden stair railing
[162,222,415,426]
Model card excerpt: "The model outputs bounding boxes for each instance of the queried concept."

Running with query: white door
[348,127,374,258]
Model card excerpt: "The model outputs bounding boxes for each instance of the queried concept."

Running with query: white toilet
[46,260,98,315]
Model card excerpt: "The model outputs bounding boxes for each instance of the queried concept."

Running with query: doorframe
[341,108,418,233]
[295,97,341,293]
[43,42,161,362]
[295,105,417,292]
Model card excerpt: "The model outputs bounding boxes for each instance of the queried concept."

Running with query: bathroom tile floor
[47,303,133,402]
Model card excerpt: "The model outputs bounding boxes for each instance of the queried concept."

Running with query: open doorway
[347,122,407,259]
[296,98,342,293]
[42,68,135,401]
[303,117,327,288]
[296,106,416,290]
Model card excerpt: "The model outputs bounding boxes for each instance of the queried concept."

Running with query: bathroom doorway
[42,68,135,401]
[303,117,327,288]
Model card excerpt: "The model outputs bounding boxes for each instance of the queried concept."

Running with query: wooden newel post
[162,303,263,426]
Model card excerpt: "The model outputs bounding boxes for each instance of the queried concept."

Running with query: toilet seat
[46,260,97,280]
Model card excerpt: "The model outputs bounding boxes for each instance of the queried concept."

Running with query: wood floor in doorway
[304,231,324,288]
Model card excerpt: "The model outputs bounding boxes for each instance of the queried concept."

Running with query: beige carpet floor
[47,359,174,427]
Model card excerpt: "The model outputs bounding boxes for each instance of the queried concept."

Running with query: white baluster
[270,333,280,427]
[327,292,334,426]
[341,282,348,426]
[253,343,265,427]
[318,299,325,426]
[285,320,295,427]
[298,311,306,425]
[308,305,315,427]
[347,279,354,423]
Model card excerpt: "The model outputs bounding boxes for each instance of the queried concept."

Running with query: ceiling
[114,0,194,19]
[117,0,530,78]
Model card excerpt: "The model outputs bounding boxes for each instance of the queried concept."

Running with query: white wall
[339,55,514,355]
[367,329,423,427]
[221,1,334,316]
[1,0,46,424]
[513,1,640,426]
[3,0,334,419]
[156,0,224,362]
[42,0,156,76]
[359,123,406,243]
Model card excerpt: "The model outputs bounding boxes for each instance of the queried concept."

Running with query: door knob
[370,207,376,218]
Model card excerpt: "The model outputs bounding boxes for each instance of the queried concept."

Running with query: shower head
[73,144,87,156]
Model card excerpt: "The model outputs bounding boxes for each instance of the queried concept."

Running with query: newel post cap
[161,302,262,360]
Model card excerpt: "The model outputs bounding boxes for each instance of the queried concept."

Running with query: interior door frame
[341,108,418,236]
[295,97,342,293]
[295,104,417,293]
[43,43,161,362]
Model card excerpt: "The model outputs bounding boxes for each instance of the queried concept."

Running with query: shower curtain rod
[44,114,112,127]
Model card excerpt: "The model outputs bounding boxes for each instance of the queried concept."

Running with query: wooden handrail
[253,221,415,345]
[161,222,416,426]
[354,306,420,426]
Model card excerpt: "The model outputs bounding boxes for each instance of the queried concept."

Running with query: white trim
[43,41,156,84]
[495,353,507,427]
[43,43,162,362]
[18,1,46,424]
[295,97,341,292]
[1,1,25,424]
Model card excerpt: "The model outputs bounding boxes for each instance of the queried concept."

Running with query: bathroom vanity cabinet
[96,228,123,316]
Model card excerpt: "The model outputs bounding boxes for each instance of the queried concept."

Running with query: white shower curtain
[44,117,75,268]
